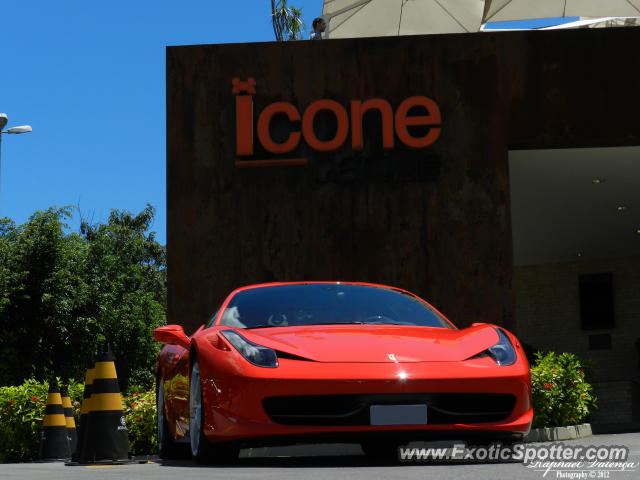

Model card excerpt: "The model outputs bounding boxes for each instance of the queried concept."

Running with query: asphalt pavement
[1,432,639,480]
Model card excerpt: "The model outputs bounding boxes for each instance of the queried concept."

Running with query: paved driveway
[1,432,639,480]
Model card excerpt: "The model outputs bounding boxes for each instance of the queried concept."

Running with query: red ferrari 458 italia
[154,282,532,462]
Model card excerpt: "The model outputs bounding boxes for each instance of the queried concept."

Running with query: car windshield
[217,284,454,329]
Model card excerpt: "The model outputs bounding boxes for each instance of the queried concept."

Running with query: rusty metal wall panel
[497,27,640,150]
[167,33,512,333]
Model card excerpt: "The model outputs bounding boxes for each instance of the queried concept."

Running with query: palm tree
[271,0,305,41]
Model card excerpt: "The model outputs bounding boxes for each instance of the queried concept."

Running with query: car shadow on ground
[155,455,380,468]
[153,442,523,469]
[155,455,523,468]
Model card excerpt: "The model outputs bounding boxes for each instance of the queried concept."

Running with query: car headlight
[486,328,517,366]
[220,330,279,368]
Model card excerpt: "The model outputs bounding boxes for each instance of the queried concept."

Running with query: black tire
[189,357,238,464]
[157,376,190,459]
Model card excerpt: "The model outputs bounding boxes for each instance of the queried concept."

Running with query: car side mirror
[154,325,190,349]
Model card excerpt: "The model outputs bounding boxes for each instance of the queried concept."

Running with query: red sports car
[154,282,532,462]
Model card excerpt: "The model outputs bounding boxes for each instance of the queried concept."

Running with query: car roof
[229,281,409,296]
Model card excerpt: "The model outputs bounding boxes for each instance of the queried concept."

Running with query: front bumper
[199,355,532,444]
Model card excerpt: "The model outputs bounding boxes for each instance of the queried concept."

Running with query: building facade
[167,27,640,429]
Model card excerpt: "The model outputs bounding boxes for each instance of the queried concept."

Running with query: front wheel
[189,356,238,463]
[157,376,189,459]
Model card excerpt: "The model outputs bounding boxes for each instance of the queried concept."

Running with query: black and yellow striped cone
[60,385,78,455]
[73,356,96,462]
[39,379,71,461]
[83,343,130,462]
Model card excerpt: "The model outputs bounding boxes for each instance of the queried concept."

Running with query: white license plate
[370,404,427,425]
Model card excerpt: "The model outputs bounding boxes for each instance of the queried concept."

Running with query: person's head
[312,17,326,33]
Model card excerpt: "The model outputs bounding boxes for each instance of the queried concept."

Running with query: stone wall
[591,381,640,429]
[514,257,640,428]
[514,257,640,383]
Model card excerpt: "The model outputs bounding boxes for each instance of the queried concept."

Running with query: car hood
[240,324,500,363]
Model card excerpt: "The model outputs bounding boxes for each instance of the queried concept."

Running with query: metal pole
[0,114,6,216]
[0,131,3,216]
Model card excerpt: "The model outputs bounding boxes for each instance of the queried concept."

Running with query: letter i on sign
[233,78,256,155]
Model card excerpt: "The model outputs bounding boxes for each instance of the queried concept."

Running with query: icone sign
[233,78,441,159]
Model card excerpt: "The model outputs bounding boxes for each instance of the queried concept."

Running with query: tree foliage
[271,0,304,41]
[0,205,165,390]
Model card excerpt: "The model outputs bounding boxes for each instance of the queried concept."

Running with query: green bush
[122,387,157,455]
[0,378,160,462]
[530,351,597,428]
[0,378,83,463]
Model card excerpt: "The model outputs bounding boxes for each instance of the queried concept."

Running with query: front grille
[263,393,515,426]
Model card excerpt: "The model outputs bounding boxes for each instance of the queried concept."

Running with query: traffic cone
[60,385,78,455]
[72,355,95,463]
[82,343,130,463]
[39,378,72,461]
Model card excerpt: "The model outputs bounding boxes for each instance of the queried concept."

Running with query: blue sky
[0,1,570,245]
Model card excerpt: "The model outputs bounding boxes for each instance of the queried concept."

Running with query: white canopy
[320,0,640,38]
[322,0,486,38]
[482,0,640,23]
[541,16,640,29]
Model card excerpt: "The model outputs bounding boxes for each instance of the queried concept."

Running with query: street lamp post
[0,113,32,214]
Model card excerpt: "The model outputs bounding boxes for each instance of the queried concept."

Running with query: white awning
[541,16,640,29]
[482,0,640,24]
[322,0,486,38]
